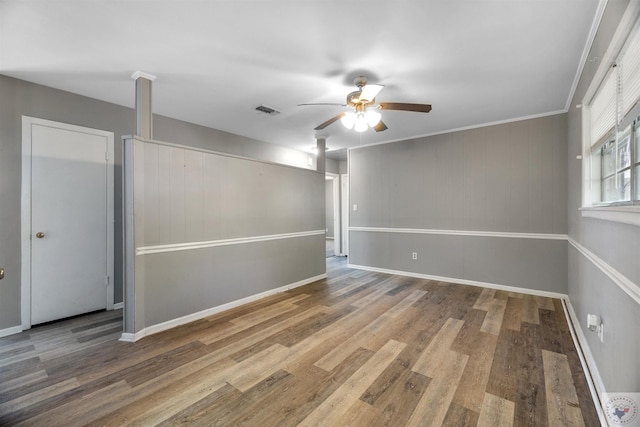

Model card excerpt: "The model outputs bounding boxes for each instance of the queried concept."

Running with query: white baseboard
[112,302,123,310]
[121,273,327,343]
[0,325,23,338]
[347,263,567,299]
[562,299,610,426]
[119,332,137,343]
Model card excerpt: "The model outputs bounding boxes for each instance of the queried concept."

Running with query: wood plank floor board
[518,321,545,387]
[314,291,426,372]
[0,370,48,395]
[12,380,134,427]
[485,328,523,402]
[0,344,36,361]
[155,382,242,427]
[502,296,524,331]
[0,357,43,384]
[252,347,375,427]
[452,331,499,413]
[522,295,541,324]
[298,339,406,427]
[88,355,238,426]
[223,311,333,363]
[451,308,491,355]
[0,257,598,426]
[480,298,507,335]
[542,349,586,426]
[412,317,465,378]
[476,392,515,426]
[216,369,300,427]
[442,402,480,426]
[539,308,566,354]
[370,370,432,427]
[268,305,355,349]
[514,380,547,427]
[407,350,469,427]
[360,343,425,406]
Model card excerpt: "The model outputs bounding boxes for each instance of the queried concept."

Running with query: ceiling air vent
[255,105,280,116]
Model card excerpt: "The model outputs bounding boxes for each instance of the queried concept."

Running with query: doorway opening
[325,171,348,260]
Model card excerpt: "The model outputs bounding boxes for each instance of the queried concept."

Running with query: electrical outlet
[412,252,418,260]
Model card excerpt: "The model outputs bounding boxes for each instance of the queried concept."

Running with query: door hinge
[105,275,110,286]
[105,151,109,161]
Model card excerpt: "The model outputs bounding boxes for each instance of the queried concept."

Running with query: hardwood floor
[0,257,599,426]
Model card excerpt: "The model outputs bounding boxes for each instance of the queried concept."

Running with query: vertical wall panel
[127,137,325,333]
[169,147,186,243]
[203,153,222,240]
[184,150,204,242]
[143,143,159,244]
[157,145,173,246]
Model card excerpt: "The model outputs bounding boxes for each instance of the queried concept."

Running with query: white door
[22,117,114,326]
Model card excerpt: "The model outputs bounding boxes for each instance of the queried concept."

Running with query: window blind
[590,69,617,148]
[620,26,640,118]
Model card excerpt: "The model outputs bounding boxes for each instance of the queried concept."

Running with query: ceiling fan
[299,76,432,133]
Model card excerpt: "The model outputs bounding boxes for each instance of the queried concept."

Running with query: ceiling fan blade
[373,120,388,132]
[314,113,345,130]
[359,84,384,102]
[378,102,432,113]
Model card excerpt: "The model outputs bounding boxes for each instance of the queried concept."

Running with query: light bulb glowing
[354,112,368,132]
[341,112,356,129]
[365,110,381,127]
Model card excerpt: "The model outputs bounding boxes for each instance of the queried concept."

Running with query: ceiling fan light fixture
[354,112,368,132]
[365,109,381,127]
[340,112,356,129]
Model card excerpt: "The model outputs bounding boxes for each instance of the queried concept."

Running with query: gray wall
[127,138,325,332]
[325,157,339,175]
[0,75,316,332]
[349,114,568,293]
[567,0,640,393]
[326,180,335,238]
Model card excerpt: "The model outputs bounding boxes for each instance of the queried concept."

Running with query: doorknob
[35,232,45,238]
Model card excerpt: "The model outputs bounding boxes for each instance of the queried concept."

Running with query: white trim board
[125,134,318,173]
[580,206,640,227]
[568,237,640,305]
[119,273,327,342]
[349,227,567,241]
[137,230,326,256]
[0,325,23,339]
[562,299,610,426]
[347,263,567,299]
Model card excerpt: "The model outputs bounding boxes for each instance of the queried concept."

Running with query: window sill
[580,206,640,226]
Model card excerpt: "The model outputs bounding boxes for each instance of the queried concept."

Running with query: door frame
[21,116,115,329]
[326,172,341,256]
[340,173,349,256]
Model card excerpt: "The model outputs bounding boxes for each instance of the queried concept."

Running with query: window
[584,12,640,210]
[600,124,632,203]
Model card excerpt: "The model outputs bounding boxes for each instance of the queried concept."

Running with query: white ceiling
[0,1,603,156]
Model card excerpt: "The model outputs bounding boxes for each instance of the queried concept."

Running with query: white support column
[132,71,156,140]
[316,138,326,174]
